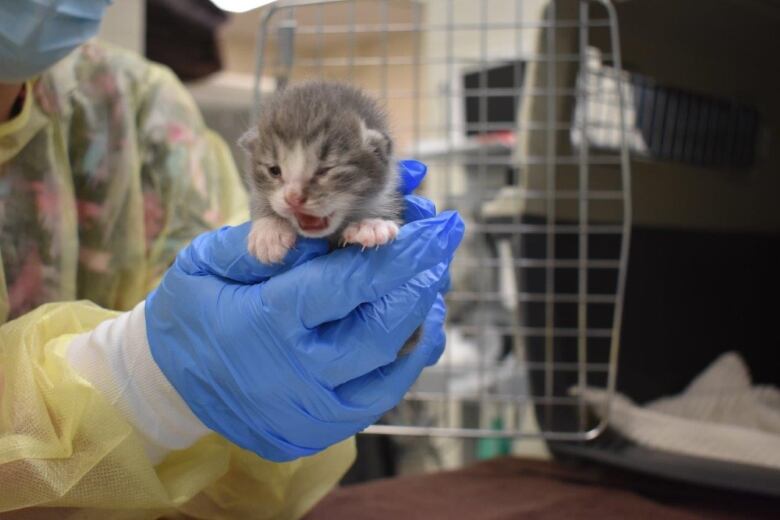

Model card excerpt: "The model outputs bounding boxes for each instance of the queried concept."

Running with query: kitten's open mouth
[294,212,330,232]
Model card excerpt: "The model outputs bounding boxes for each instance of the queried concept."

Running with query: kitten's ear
[361,121,392,163]
[238,126,259,154]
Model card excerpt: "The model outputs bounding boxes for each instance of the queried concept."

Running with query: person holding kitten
[0,1,464,518]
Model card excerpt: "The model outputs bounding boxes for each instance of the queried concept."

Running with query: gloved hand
[146,161,464,461]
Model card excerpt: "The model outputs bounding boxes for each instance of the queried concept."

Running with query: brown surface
[305,457,780,520]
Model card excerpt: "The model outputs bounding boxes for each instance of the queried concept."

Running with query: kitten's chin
[298,229,333,238]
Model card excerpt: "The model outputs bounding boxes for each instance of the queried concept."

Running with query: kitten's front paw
[342,219,399,248]
[248,217,296,264]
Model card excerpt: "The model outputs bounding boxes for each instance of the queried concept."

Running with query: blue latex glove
[147,161,464,461]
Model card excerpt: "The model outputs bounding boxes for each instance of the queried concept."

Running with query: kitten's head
[239,82,393,238]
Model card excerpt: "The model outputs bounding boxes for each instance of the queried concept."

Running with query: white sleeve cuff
[66,301,211,464]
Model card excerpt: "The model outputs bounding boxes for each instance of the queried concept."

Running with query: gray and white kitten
[238,81,404,264]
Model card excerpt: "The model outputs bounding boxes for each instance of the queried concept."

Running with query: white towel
[580,352,780,469]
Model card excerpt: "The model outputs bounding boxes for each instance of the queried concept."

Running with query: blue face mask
[0,0,112,83]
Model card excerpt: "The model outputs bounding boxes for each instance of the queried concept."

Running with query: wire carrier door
[253,0,632,441]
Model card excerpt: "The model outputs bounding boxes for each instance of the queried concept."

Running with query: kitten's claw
[248,217,296,264]
[342,218,399,249]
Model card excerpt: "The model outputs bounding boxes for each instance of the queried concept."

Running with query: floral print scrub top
[0,41,248,323]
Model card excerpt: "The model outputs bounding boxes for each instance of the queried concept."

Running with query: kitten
[238,80,404,263]
[239,80,419,353]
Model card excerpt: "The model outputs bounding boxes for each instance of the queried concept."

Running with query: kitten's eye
[315,167,331,177]
[268,165,282,177]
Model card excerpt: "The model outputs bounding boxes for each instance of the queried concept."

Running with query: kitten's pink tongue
[295,212,329,231]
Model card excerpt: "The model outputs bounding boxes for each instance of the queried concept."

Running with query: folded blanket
[581,352,780,469]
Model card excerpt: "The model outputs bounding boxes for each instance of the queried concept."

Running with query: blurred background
[98,0,780,504]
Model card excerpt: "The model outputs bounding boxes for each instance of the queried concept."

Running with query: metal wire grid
[253,0,631,440]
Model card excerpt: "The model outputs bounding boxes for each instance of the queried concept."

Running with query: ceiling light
[210,0,277,13]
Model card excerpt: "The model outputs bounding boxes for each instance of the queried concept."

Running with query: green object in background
[476,417,512,460]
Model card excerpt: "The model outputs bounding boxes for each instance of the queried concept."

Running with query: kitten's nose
[284,190,307,208]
